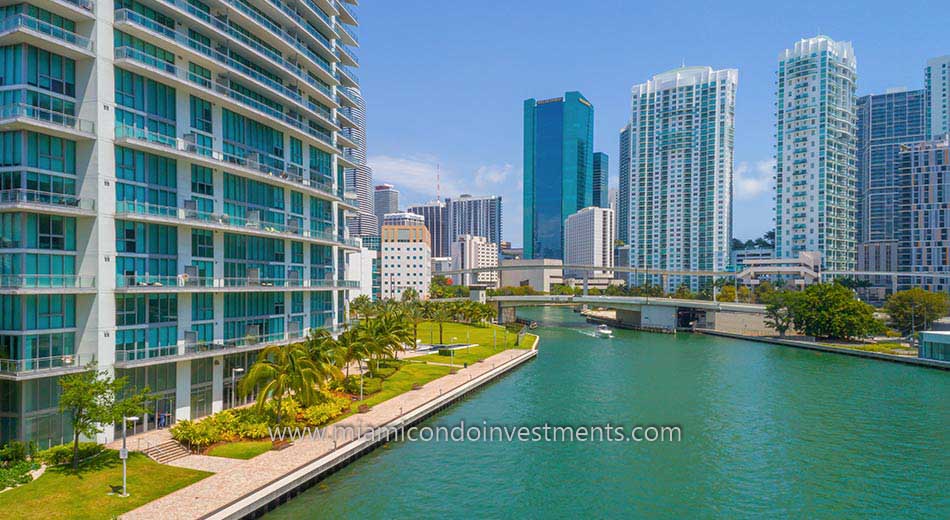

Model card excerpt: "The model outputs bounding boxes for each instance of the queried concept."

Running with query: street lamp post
[230,367,244,409]
[121,415,139,497]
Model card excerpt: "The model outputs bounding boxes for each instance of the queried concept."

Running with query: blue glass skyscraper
[523,92,594,259]
[592,152,609,209]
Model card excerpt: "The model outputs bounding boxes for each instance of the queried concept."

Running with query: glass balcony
[0,353,95,376]
[0,274,96,289]
[0,103,95,134]
[114,10,333,102]
[335,0,358,23]
[0,189,95,211]
[114,46,335,136]
[335,21,358,45]
[0,14,93,52]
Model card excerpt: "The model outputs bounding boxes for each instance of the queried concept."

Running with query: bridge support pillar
[582,273,589,296]
[891,274,898,294]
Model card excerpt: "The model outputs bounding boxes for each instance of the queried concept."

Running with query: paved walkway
[169,455,245,474]
[122,347,535,519]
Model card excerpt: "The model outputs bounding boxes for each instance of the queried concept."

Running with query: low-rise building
[500,259,563,292]
[731,248,775,270]
[450,235,499,287]
[736,251,822,288]
[919,331,950,362]
[381,224,431,299]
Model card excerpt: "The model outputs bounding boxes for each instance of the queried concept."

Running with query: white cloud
[474,163,513,187]
[368,154,520,204]
[734,159,774,200]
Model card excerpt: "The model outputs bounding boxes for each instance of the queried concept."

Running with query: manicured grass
[0,451,210,520]
[821,342,916,356]
[206,440,271,460]
[336,363,453,420]
[414,344,507,366]
[414,321,526,350]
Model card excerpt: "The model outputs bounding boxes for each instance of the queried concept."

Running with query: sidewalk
[122,347,535,519]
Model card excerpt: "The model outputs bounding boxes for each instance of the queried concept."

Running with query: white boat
[596,324,613,338]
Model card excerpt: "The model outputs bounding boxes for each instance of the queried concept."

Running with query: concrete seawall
[698,330,949,371]
[209,342,539,519]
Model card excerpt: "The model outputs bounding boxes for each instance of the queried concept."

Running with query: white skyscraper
[775,36,858,271]
[450,235,499,287]
[926,55,950,138]
[627,66,737,291]
[381,224,431,300]
[374,184,399,233]
[564,207,615,279]
[445,194,502,251]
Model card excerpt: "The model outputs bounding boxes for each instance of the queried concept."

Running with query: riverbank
[121,337,538,519]
[698,329,949,370]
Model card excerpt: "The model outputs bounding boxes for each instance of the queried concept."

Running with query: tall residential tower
[926,55,950,137]
[0,0,361,445]
[592,152,609,208]
[627,66,737,291]
[774,36,858,270]
[342,89,377,237]
[523,92,594,259]
[373,184,398,233]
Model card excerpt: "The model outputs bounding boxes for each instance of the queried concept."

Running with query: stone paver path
[168,455,245,474]
[122,347,535,520]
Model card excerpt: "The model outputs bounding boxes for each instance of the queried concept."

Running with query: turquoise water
[266,307,949,518]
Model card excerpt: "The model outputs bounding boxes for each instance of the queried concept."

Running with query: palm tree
[359,310,412,369]
[240,344,322,424]
[305,329,344,382]
[337,327,369,377]
[428,301,455,344]
[350,295,373,321]
[403,301,427,348]
[400,287,419,303]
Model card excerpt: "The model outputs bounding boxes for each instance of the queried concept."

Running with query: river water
[265,306,948,518]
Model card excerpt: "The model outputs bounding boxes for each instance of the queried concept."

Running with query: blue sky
[357,0,944,247]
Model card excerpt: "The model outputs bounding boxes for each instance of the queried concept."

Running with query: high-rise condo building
[408,200,448,257]
[592,152,609,208]
[374,184,399,233]
[856,88,927,300]
[775,36,858,271]
[381,224,431,300]
[0,0,361,445]
[617,123,632,247]
[523,92,594,259]
[342,88,377,237]
[897,136,950,293]
[450,235,499,287]
[926,55,950,137]
[445,194,502,252]
[627,66,737,291]
[564,207,615,279]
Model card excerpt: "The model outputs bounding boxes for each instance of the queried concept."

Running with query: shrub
[437,349,454,356]
[37,443,103,466]
[170,420,219,451]
[0,460,37,489]
[0,441,31,464]
[301,395,349,427]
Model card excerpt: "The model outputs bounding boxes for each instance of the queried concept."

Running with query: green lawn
[0,451,210,520]
[821,342,916,356]
[413,321,523,350]
[206,440,271,460]
[336,363,453,420]
[414,344,507,366]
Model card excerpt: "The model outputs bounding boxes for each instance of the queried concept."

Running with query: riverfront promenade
[121,345,537,519]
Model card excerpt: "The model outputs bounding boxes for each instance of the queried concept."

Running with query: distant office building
[343,89,377,237]
[627,66,737,291]
[501,246,524,261]
[897,136,950,293]
[732,248,775,270]
[856,88,927,300]
[382,212,424,227]
[919,331,950,362]
[432,257,453,275]
[381,225,431,299]
[523,92,594,259]
[617,124,632,247]
[500,259,564,293]
[775,36,858,271]
[348,244,376,302]
[446,194,502,251]
[736,251,822,289]
[593,152,609,208]
[564,207,614,278]
[362,235,382,301]
[450,235,499,287]
[926,55,950,137]
[614,245,631,281]
[408,200,448,257]
[374,184,399,233]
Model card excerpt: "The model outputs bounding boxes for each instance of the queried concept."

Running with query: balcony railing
[0,189,95,211]
[63,0,95,12]
[265,0,333,51]
[0,274,95,289]
[336,21,358,44]
[0,14,93,51]
[114,271,361,291]
[335,0,358,23]
[114,47,334,137]
[0,353,95,375]
[0,103,95,133]
[336,65,359,85]
[114,125,341,199]
[114,10,333,102]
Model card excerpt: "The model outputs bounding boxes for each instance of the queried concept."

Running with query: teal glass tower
[523,92,594,259]
[592,152,609,208]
